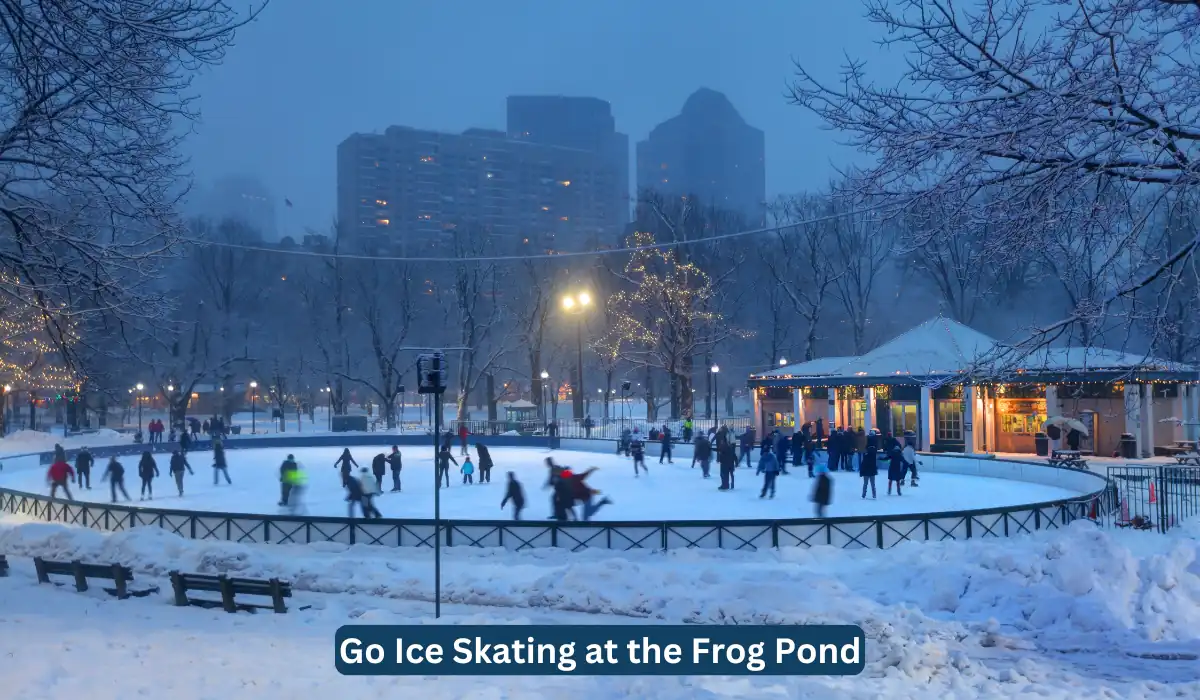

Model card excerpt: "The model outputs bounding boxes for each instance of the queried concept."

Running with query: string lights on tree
[0,272,79,396]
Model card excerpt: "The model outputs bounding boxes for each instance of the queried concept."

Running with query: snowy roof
[504,400,537,409]
[749,316,1196,385]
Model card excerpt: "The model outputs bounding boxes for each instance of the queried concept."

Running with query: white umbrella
[1044,416,1069,428]
[1065,418,1089,436]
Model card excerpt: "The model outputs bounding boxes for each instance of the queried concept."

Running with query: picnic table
[1175,451,1200,466]
[1048,449,1089,470]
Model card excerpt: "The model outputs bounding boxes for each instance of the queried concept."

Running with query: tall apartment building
[506,96,629,228]
[338,103,626,255]
[636,88,765,222]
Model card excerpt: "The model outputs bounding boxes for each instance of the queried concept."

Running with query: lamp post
[135,383,144,434]
[1,384,9,436]
[249,381,258,435]
[780,358,788,366]
[326,385,333,431]
[561,291,592,421]
[539,370,550,423]
[166,384,174,430]
[711,364,721,426]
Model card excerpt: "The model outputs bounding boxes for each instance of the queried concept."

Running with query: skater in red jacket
[46,460,75,500]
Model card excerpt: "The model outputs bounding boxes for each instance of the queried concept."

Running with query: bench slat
[170,570,292,613]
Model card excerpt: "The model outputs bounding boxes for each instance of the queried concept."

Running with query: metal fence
[449,416,753,441]
[1103,465,1200,533]
[0,484,1101,552]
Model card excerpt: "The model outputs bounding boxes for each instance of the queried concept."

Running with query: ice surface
[0,516,1197,698]
[0,445,1086,521]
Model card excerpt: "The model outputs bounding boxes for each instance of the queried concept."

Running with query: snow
[0,446,1086,521]
[0,428,130,456]
[0,515,1198,698]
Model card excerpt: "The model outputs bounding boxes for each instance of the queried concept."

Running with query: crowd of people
[40,417,928,522]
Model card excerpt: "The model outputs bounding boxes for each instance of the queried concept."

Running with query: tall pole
[250,382,257,435]
[433,388,442,619]
[574,318,584,421]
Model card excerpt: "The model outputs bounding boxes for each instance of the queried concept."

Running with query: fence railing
[448,416,753,441]
[1102,465,1200,532]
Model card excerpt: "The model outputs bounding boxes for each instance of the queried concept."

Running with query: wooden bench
[170,571,293,614]
[33,557,156,599]
[1175,452,1200,466]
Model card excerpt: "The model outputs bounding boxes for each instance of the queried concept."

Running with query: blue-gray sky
[183,1,884,236]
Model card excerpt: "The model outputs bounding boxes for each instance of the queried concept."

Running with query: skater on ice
[387,445,403,492]
[475,442,493,483]
[739,425,755,468]
[501,472,525,520]
[357,467,382,518]
[461,455,475,484]
[371,452,387,492]
[75,447,93,489]
[437,445,457,488]
[811,460,832,517]
[137,451,159,500]
[630,433,647,476]
[903,442,920,487]
[213,437,231,485]
[692,432,712,477]
[860,434,878,499]
[282,463,307,514]
[334,448,358,488]
[46,455,75,500]
[887,444,906,496]
[757,447,780,499]
[103,457,130,503]
[279,454,299,506]
[659,424,673,463]
[169,449,193,497]
[457,422,470,455]
[717,438,737,490]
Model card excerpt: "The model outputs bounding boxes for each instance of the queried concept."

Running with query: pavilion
[747,316,1199,458]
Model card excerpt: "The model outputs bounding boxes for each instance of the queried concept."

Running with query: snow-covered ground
[0,446,1085,521]
[0,514,1197,699]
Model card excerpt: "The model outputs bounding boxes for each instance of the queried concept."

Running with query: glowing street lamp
[561,291,593,421]
[539,370,550,422]
[249,381,258,434]
[1,384,10,437]
[135,383,145,434]
[780,358,788,366]
[711,364,721,424]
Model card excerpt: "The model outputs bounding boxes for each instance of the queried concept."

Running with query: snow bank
[0,427,129,457]
[0,516,1197,697]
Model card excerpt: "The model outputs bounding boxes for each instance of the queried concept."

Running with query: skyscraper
[636,88,765,221]
[506,95,629,227]
[337,109,626,255]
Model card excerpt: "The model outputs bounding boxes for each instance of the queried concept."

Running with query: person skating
[903,443,920,487]
[46,456,75,500]
[437,445,457,488]
[811,461,832,517]
[75,447,93,489]
[791,430,804,472]
[566,467,610,521]
[357,468,382,519]
[619,427,632,456]
[659,425,673,464]
[757,449,780,499]
[551,472,575,522]
[386,445,403,492]
[278,454,298,505]
[717,440,737,490]
[475,442,493,483]
[457,423,470,456]
[773,429,789,475]
[693,433,713,478]
[344,468,366,518]
[103,457,131,502]
[441,430,453,453]
[630,435,647,476]
[461,455,475,484]
[815,417,826,450]
[887,445,905,496]
[860,437,878,499]
[501,472,526,520]
[739,426,756,468]
[283,464,307,514]
[212,437,231,485]
[334,448,358,488]
[170,450,193,497]
[371,452,387,492]
[138,451,159,500]
[180,429,192,455]
[583,415,594,439]
[826,432,840,477]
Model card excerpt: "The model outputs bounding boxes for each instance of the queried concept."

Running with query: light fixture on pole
[135,383,144,434]
[249,381,258,435]
[561,291,592,421]
[780,358,788,366]
[711,364,721,425]
[1,384,9,437]
[540,370,550,422]
[326,384,333,431]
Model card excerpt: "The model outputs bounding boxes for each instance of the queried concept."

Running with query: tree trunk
[487,373,498,423]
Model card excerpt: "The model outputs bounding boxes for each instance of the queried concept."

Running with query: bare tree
[788,0,1200,354]
[762,195,843,361]
[0,0,263,370]
[447,226,512,421]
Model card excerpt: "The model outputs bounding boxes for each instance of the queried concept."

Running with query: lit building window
[559,216,569,221]
[522,238,529,244]
[376,199,387,206]
[487,172,494,179]
[419,214,431,220]
[559,180,571,187]
[541,206,549,211]
[377,218,390,225]
[662,178,669,183]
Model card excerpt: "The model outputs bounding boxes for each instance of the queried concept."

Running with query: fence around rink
[0,446,1112,551]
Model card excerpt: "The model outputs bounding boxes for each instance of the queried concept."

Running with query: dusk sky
[182,1,891,236]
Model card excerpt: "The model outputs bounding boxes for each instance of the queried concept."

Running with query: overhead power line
[180,200,903,264]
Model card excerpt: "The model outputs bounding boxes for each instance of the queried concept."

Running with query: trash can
[1119,433,1138,459]
[903,430,917,449]
[1034,432,1048,456]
